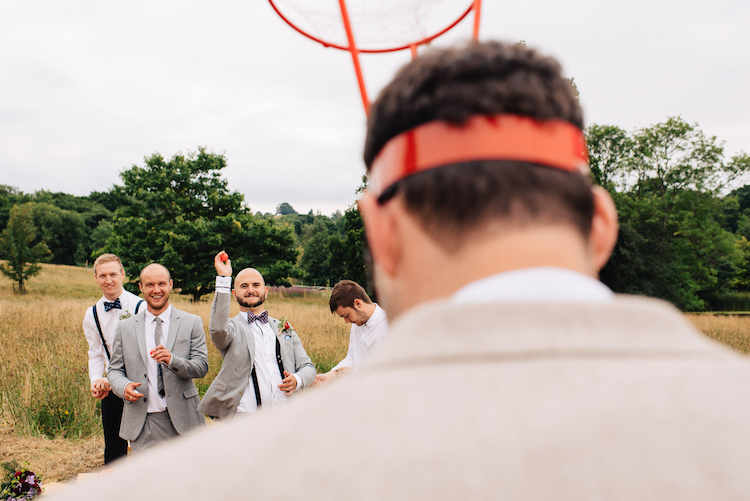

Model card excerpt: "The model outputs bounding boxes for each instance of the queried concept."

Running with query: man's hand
[312,366,353,388]
[151,345,172,365]
[215,251,232,276]
[90,378,111,399]
[312,371,336,388]
[279,370,297,395]
[123,382,144,402]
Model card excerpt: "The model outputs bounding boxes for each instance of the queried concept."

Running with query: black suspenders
[250,328,286,410]
[92,299,145,360]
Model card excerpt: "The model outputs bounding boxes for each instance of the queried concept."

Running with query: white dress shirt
[82,289,142,384]
[453,267,614,303]
[332,304,388,372]
[143,306,172,413]
[236,313,292,413]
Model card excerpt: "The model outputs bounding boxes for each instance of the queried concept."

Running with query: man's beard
[237,291,266,309]
[146,290,170,310]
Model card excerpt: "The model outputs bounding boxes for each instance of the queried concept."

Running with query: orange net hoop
[268,0,483,115]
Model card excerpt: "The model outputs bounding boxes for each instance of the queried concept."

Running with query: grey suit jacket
[108,306,209,441]
[56,296,750,500]
[197,292,316,419]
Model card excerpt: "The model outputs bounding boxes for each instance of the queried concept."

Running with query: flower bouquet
[0,461,42,501]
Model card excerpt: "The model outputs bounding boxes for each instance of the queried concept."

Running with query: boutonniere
[119,311,132,321]
[278,317,293,337]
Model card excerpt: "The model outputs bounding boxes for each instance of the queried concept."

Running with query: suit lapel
[135,312,148,366]
[269,317,281,338]
[166,308,180,352]
[270,317,289,370]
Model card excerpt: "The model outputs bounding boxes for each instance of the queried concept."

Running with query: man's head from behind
[329,280,375,326]
[233,268,268,312]
[358,41,619,319]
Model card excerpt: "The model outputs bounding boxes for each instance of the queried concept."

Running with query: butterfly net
[270,0,475,52]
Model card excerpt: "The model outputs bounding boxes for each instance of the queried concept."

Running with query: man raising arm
[197,251,316,420]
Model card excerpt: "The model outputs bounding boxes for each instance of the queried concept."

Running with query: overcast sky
[1,0,748,216]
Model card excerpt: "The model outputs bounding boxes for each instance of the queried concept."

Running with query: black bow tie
[247,310,269,324]
[103,298,122,312]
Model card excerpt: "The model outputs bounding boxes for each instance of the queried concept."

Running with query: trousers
[101,392,128,464]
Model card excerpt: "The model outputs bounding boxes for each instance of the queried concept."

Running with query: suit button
[143,398,147,402]
[144,374,147,378]
[239,391,243,395]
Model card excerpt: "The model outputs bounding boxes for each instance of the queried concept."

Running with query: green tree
[596,117,750,310]
[276,202,297,215]
[0,204,51,293]
[24,202,87,265]
[300,219,333,285]
[585,124,631,189]
[327,205,370,294]
[0,185,30,230]
[101,147,300,300]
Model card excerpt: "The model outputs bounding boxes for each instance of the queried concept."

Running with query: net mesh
[271,0,474,51]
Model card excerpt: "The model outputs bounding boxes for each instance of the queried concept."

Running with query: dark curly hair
[364,41,593,250]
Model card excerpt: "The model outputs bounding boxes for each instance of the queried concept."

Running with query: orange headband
[368,114,589,199]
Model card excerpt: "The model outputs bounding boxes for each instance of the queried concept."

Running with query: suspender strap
[92,305,110,360]
[250,326,288,411]
[250,366,262,409]
[93,300,143,361]
[275,337,285,380]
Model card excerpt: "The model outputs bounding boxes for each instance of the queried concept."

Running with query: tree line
[0,147,367,299]
[2,117,750,310]
[590,117,750,310]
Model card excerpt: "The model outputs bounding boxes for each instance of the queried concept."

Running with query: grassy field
[3,264,750,483]
[0,263,348,481]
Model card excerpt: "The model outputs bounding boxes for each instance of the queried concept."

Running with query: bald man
[107,263,208,452]
[197,252,316,420]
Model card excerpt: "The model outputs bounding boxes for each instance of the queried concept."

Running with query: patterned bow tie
[103,298,122,312]
[247,310,269,324]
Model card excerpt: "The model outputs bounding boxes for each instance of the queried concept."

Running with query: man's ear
[358,192,401,278]
[589,186,619,271]
[138,282,144,294]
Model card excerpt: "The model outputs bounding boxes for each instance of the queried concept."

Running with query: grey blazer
[108,306,209,441]
[197,292,316,419]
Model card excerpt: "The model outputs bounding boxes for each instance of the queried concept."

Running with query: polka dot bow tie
[247,310,269,324]
[103,298,122,312]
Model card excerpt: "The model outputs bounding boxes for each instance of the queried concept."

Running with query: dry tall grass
[687,313,750,355]
[0,263,347,481]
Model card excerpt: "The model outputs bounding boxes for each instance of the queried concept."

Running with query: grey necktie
[154,317,165,398]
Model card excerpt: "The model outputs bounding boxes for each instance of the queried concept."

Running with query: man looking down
[314,280,387,386]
